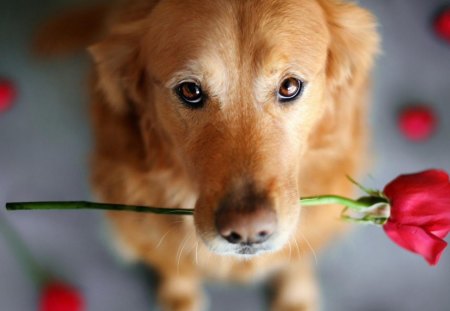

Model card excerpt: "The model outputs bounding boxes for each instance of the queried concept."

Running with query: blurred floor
[1,0,449,310]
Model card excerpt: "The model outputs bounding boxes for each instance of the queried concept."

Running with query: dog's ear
[320,0,380,89]
[308,1,380,153]
[88,21,147,113]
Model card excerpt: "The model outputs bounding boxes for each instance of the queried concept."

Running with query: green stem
[0,216,49,286]
[6,195,372,215]
[6,201,194,215]
[299,195,372,210]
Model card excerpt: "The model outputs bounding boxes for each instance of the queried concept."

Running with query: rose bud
[382,170,450,265]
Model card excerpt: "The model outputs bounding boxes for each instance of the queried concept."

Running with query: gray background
[1,0,450,310]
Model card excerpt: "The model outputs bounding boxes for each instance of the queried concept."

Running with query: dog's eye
[278,77,303,102]
[176,82,204,109]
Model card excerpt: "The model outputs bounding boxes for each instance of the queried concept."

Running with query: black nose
[215,186,277,245]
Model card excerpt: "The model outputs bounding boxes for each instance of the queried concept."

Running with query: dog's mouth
[233,244,275,258]
[222,244,272,259]
[237,245,258,255]
[201,234,287,259]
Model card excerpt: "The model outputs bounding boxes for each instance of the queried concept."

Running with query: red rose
[40,281,84,311]
[398,106,436,141]
[383,170,450,265]
[0,79,16,113]
[434,7,450,42]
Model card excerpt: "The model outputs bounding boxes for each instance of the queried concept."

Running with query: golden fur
[36,1,379,310]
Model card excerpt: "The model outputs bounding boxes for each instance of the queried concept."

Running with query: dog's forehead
[144,0,329,86]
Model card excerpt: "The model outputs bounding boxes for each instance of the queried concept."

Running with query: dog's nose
[215,205,277,245]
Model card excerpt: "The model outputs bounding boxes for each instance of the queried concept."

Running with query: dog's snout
[215,202,277,245]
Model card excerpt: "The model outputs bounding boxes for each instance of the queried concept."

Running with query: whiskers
[195,241,199,266]
[154,219,206,274]
[285,235,301,262]
[292,235,302,258]
[287,240,292,263]
[192,230,214,268]
[155,219,186,249]
[175,231,207,274]
[176,232,194,274]
[298,231,318,265]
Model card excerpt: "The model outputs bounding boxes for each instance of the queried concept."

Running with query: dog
[35,0,379,310]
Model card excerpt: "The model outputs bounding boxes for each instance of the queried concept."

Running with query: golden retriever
[36,0,379,310]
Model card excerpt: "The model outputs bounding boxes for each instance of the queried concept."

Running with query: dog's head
[90,0,378,258]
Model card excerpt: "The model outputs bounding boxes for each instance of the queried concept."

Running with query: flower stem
[0,216,49,286]
[6,201,194,215]
[6,195,372,215]
[299,195,372,210]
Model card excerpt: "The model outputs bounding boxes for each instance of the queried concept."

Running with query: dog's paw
[270,260,319,311]
[271,301,318,311]
[271,286,319,311]
[161,296,203,311]
[158,276,206,311]
[160,292,206,311]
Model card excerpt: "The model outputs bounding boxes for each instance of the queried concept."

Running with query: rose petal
[384,170,449,196]
[384,222,447,265]
[434,7,450,42]
[383,170,450,226]
[0,79,16,113]
[40,281,84,311]
[398,106,436,141]
[428,227,450,239]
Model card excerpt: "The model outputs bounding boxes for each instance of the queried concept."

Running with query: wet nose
[215,204,277,245]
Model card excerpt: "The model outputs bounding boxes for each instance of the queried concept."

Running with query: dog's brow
[165,71,203,89]
[164,53,231,103]
[164,61,205,89]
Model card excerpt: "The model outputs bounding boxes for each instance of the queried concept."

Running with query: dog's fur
[36,0,379,310]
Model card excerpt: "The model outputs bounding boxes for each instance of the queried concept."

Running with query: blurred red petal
[0,79,16,113]
[434,7,450,42]
[398,106,436,141]
[40,281,84,311]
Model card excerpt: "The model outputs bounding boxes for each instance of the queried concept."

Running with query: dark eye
[278,77,303,102]
[176,81,204,109]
